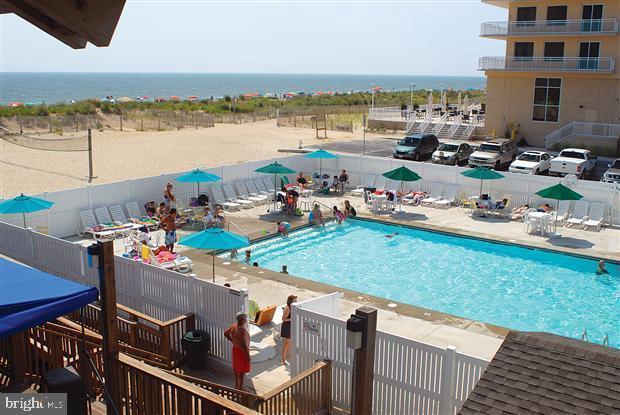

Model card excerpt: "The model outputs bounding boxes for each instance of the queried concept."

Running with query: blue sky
[0,0,506,75]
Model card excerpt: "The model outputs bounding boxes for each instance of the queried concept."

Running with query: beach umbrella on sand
[255,162,296,212]
[0,193,54,227]
[176,169,221,197]
[461,167,504,196]
[304,149,339,179]
[179,228,249,282]
[382,166,422,212]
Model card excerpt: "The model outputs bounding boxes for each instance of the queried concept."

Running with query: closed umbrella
[255,162,296,212]
[442,91,447,112]
[463,94,470,114]
[0,193,54,227]
[176,169,221,197]
[427,92,434,115]
[457,92,462,113]
[304,149,339,179]
[382,166,422,212]
[179,228,249,281]
[461,167,504,196]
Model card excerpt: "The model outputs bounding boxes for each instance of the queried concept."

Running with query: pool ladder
[581,329,610,347]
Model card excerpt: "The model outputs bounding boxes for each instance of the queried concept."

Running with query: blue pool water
[237,220,619,347]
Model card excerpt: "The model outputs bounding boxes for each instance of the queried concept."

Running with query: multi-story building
[480,0,620,154]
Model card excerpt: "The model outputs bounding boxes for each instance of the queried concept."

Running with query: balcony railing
[481,19,619,36]
[479,56,615,72]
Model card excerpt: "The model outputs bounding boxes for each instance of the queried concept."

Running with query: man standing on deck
[224,312,251,390]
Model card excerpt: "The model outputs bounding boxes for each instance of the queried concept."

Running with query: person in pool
[596,260,609,275]
[277,221,291,237]
[333,206,346,224]
[344,200,356,218]
[311,204,325,227]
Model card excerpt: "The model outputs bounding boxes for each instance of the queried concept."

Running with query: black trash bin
[182,330,211,370]
[42,366,87,415]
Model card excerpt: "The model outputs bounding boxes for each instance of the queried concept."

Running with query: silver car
[432,142,474,166]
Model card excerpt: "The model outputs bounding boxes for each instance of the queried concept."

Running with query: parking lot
[311,136,611,181]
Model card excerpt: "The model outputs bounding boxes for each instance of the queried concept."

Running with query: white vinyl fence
[1,153,618,237]
[0,221,247,363]
[291,294,489,415]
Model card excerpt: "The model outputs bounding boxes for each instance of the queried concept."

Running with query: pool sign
[303,320,321,336]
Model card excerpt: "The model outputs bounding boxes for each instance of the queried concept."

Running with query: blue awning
[0,258,98,338]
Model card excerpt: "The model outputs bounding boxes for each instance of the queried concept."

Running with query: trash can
[42,366,87,415]
[182,330,211,370]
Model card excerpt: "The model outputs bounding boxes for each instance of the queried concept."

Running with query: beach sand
[0,120,370,198]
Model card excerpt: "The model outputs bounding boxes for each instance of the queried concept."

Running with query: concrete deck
[69,193,618,394]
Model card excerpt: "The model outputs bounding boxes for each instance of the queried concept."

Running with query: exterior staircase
[545,121,620,149]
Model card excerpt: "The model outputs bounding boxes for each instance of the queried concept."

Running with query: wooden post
[87,129,94,183]
[119,112,123,131]
[99,240,121,415]
[10,332,27,385]
[351,306,377,415]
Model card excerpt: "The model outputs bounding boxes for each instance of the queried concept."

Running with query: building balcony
[479,56,615,73]
[481,19,619,38]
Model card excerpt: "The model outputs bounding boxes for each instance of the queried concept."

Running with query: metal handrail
[448,115,463,138]
[432,113,448,134]
[481,19,619,36]
[227,220,250,239]
[479,56,615,72]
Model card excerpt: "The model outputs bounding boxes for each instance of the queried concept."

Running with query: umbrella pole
[479,179,483,197]
[212,252,216,283]
[23,212,26,228]
[198,183,201,197]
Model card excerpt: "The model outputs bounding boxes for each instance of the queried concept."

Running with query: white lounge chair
[211,186,241,210]
[434,185,457,209]
[262,177,276,193]
[374,177,388,191]
[223,184,254,208]
[78,210,116,240]
[95,207,134,237]
[582,202,606,230]
[350,175,376,196]
[565,200,589,228]
[421,184,444,206]
[254,178,271,197]
[236,182,266,204]
[554,200,571,224]
[146,246,192,273]
[247,180,269,198]
[126,202,144,220]
[125,202,159,229]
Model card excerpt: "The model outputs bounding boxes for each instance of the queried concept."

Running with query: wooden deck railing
[171,360,332,415]
[118,354,262,415]
[66,303,195,369]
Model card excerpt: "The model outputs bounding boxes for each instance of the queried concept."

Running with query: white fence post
[440,345,458,415]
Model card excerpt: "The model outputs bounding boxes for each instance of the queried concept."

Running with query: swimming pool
[236,219,619,347]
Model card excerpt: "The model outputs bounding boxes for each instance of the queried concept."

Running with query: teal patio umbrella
[304,149,339,179]
[0,193,54,227]
[461,167,504,196]
[255,162,296,212]
[176,169,221,197]
[179,228,249,281]
[382,166,422,212]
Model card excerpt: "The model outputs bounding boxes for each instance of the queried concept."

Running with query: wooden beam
[2,0,86,48]
[351,306,377,415]
[20,0,126,46]
[0,0,126,48]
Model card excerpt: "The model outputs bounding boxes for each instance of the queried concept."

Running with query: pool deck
[69,193,618,394]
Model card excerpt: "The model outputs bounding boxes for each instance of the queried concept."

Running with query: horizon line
[1,71,484,78]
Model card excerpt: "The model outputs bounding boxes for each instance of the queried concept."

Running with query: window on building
[579,42,600,69]
[544,42,565,61]
[547,6,567,24]
[514,42,534,61]
[516,7,536,26]
[582,5,603,31]
[533,78,561,122]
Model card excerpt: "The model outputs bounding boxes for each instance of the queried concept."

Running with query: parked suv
[393,133,439,161]
[601,159,620,185]
[432,142,474,166]
[468,139,518,170]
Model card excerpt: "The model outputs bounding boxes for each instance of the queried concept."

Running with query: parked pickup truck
[601,159,620,185]
[549,148,597,179]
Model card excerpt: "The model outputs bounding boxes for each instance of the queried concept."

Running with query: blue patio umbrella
[304,149,339,179]
[176,169,221,197]
[0,193,54,227]
[179,228,249,281]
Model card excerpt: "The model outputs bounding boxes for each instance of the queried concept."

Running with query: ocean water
[232,220,619,347]
[0,72,485,105]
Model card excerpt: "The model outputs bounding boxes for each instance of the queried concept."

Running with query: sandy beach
[0,120,372,198]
